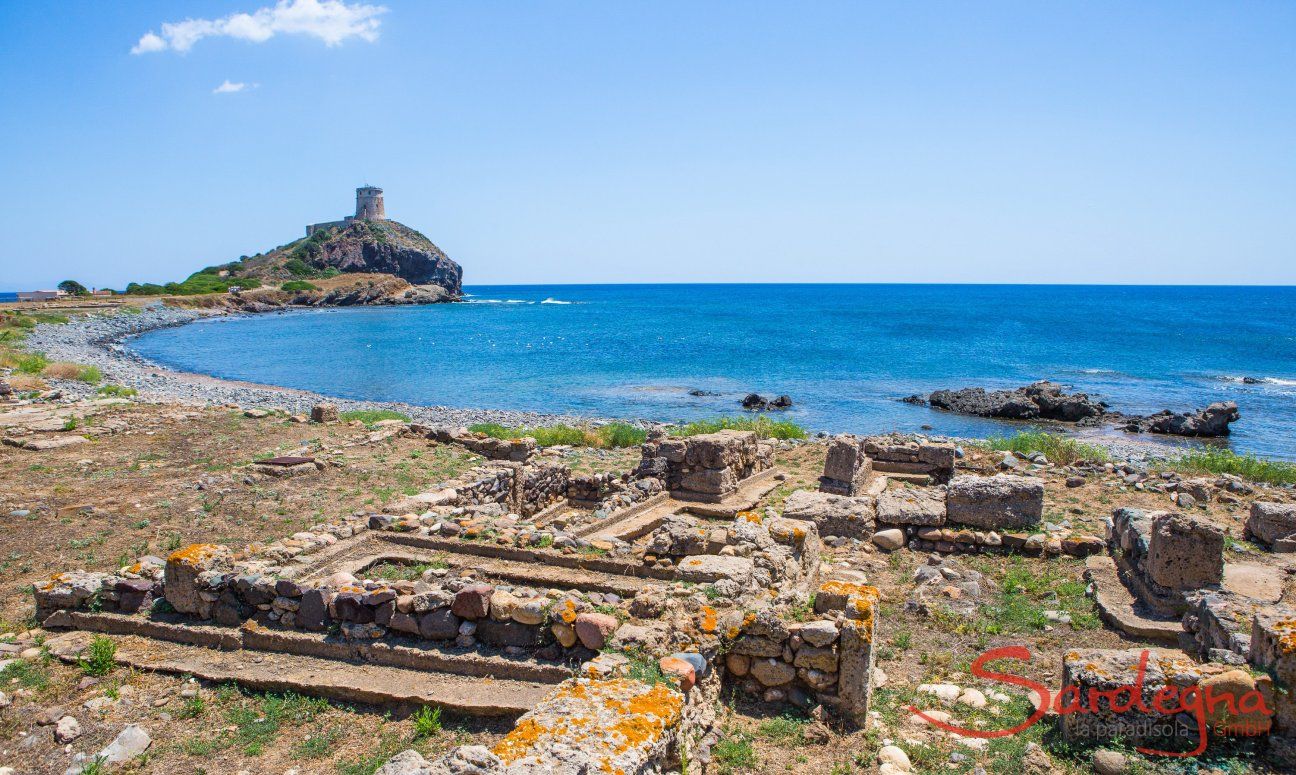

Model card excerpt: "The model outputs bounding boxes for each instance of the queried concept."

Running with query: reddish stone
[450,583,494,620]
[573,612,619,650]
[659,657,696,691]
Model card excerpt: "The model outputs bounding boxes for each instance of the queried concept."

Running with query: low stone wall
[862,434,956,483]
[567,471,663,511]
[639,430,773,503]
[643,513,822,604]
[34,515,368,621]
[520,463,569,517]
[723,581,877,724]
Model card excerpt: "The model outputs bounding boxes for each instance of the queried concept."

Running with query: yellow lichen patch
[560,599,579,624]
[1272,618,1296,655]
[700,606,717,634]
[818,580,878,599]
[493,678,683,769]
[736,510,763,525]
[166,543,225,567]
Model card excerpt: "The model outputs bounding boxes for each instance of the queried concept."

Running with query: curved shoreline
[21,304,611,429]
[13,304,1214,463]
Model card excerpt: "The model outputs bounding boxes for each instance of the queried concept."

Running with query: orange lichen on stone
[818,580,877,598]
[492,678,682,769]
[700,606,718,633]
[736,510,763,525]
[1272,618,1296,654]
[166,544,225,567]
[560,599,579,624]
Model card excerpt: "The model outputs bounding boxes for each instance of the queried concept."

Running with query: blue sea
[129,285,1296,459]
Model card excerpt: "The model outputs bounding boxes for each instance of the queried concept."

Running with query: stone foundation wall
[862,434,956,483]
[639,430,773,503]
[725,582,877,724]
[520,463,569,517]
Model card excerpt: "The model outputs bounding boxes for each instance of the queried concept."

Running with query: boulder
[673,554,754,585]
[450,584,493,620]
[871,528,905,551]
[750,658,796,687]
[946,475,1043,529]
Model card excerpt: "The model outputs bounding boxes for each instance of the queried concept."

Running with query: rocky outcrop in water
[1122,402,1240,437]
[909,381,1240,438]
[742,393,793,411]
[923,381,1106,423]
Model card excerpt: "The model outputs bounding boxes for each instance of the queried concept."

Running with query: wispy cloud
[213,80,255,94]
[132,0,387,55]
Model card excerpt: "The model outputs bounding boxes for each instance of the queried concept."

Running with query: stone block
[1146,512,1224,590]
[1246,502,1296,548]
[573,612,619,650]
[476,619,548,648]
[876,486,947,526]
[451,583,494,620]
[311,403,339,423]
[946,475,1043,529]
[820,436,873,495]
[673,554,754,585]
[163,544,234,618]
[679,467,737,496]
[417,608,460,640]
[781,489,876,539]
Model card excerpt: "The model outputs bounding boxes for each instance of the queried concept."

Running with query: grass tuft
[340,409,411,426]
[980,430,1109,465]
[412,705,442,738]
[97,383,138,398]
[674,416,807,440]
[1156,447,1296,486]
[468,422,647,448]
[78,635,117,676]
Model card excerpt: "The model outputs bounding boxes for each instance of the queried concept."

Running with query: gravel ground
[21,305,1182,462]
[21,304,612,429]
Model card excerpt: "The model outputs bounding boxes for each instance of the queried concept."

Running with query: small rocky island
[905,380,1241,437]
[146,186,463,312]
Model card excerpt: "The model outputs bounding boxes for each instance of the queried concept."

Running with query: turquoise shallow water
[129,284,1296,459]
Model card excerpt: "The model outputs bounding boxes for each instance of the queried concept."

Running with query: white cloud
[132,0,386,55]
[213,80,253,94]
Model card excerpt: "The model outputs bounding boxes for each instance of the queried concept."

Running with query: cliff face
[245,220,463,297]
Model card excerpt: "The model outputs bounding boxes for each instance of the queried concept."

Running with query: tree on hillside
[58,280,89,296]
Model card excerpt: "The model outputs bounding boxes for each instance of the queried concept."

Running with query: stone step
[44,630,552,716]
[1084,555,1184,646]
[43,609,571,684]
[323,544,656,598]
[582,498,683,544]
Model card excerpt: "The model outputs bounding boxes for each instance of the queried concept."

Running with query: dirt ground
[1,401,1294,774]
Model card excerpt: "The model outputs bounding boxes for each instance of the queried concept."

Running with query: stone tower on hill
[355,186,385,220]
[306,186,388,236]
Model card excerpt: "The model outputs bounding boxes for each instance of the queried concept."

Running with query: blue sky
[1,1,1293,289]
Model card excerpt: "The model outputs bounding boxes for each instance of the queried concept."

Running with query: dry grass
[41,362,85,379]
[8,373,47,391]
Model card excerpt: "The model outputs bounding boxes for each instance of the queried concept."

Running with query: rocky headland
[906,380,1241,438]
